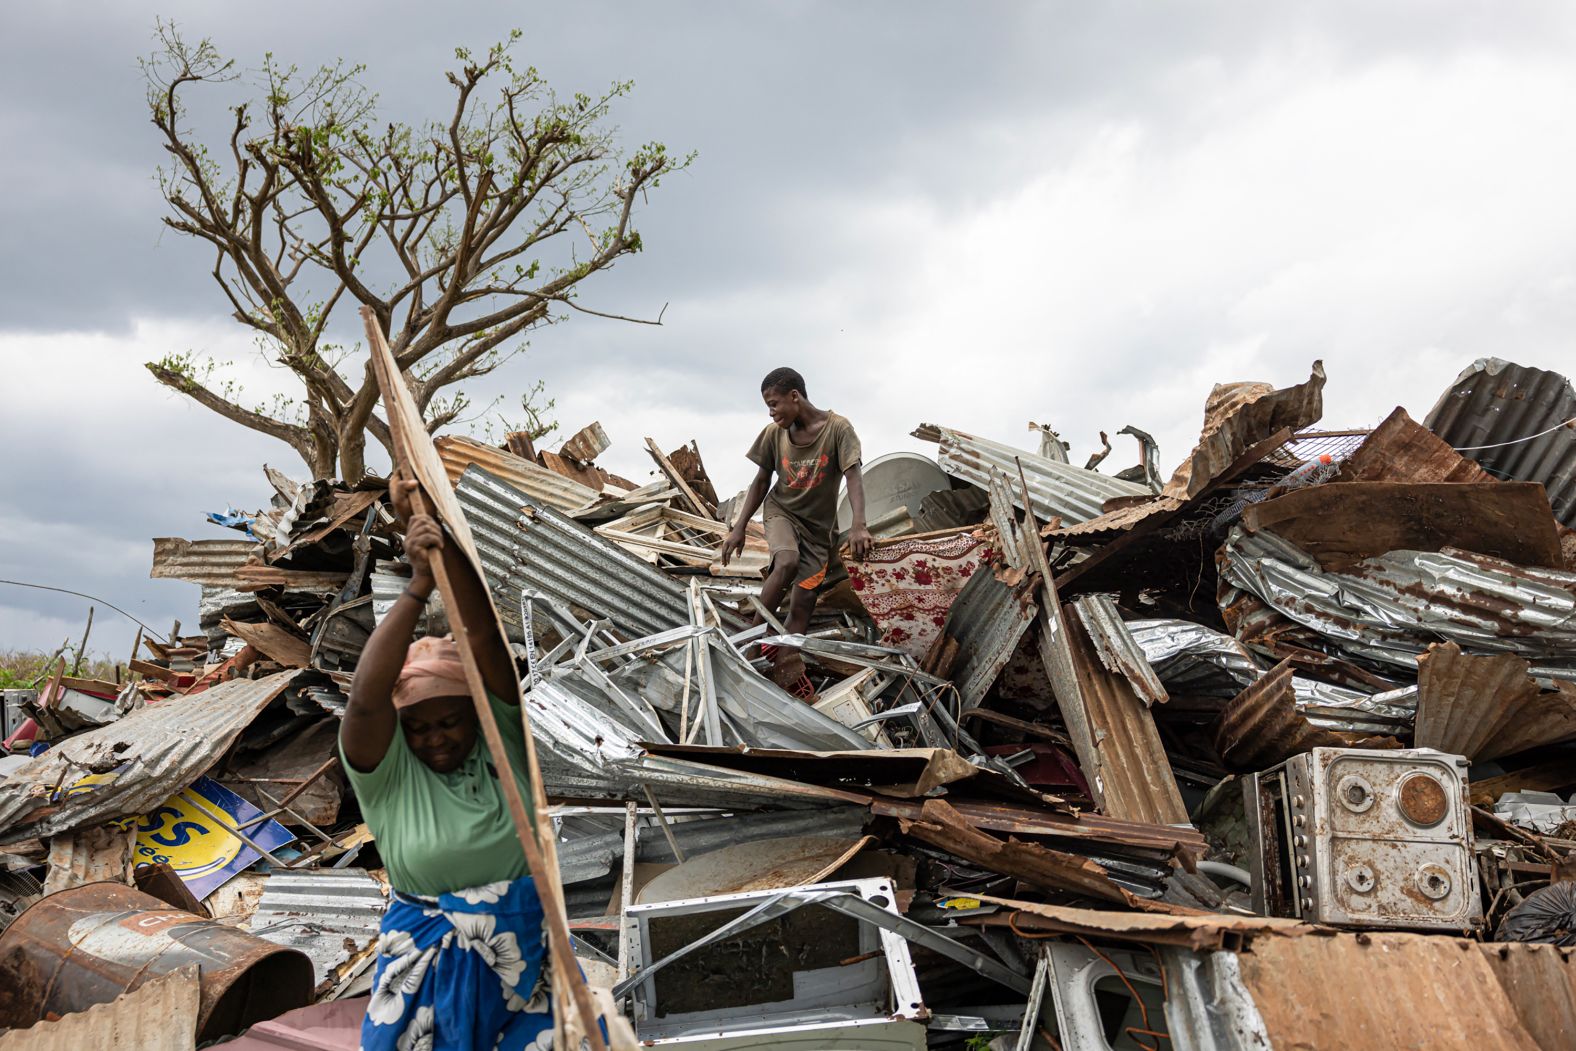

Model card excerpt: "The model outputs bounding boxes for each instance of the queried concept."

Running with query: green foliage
[0,649,118,689]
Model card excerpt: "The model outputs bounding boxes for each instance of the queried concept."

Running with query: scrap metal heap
[3,362,1576,1048]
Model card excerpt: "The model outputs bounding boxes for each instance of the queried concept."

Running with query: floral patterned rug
[848,531,990,661]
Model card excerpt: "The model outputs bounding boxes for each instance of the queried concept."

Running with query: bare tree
[143,24,689,479]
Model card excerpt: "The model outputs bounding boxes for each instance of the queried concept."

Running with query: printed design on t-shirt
[779,451,830,491]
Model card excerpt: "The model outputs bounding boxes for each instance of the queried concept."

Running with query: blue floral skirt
[361,876,553,1051]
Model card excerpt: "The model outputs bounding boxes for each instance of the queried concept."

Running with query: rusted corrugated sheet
[0,965,200,1051]
[913,423,1148,524]
[1219,525,1576,677]
[971,893,1316,950]
[41,825,134,895]
[560,421,611,462]
[1479,942,1576,1051]
[1050,601,1187,825]
[1044,494,1182,541]
[1008,469,1188,824]
[1425,358,1576,527]
[150,538,258,586]
[1415,643,1576,760]
[1238,932,1548,1051]
[1335,406,1495,484]
[0,670,300,844]
[1214,661,1345,771]
[436,434,600,514]
[1163,360,1326,499]
[1070,595,1167,706]
[1240,481,1563,571]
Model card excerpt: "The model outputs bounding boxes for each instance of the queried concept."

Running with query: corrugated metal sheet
[521,678,865,809]
[1414,643,1576,761]
[1128,619,1416,734]
[0,670,300,844]
[0,965,200,1051]
[455,465,744,643]
[1044,495,1183,541]
[1425,357,1576,527]
[1213,661,1347,771]
[914,424,1148,525]
[1219,525,1576,678]
[1070,596,1167,706]
[246,868,387,997]
[1478,942,1576,1051]
[940,567,1037,710]
[1050,601,1188,824]
[1335,406,1495,484]
[41,825,134,894]
[1238,932,1551,1051]
[436,434,600,514]
[972,892,1314,950]
[150,538,258,586]
[1163,361,1326,500]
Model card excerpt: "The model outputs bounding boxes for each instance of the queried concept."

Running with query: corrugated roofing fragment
[1414,643,1576,760]
[1219,525,1576,677]
[0,965,200,1051]
[435,434,601,514]
[0,670,300,844]
[150,538,258,586]
[1425,357,1576,526]
[455,464,743,642]
[913,423,1148,524]
[246,868,388,998]
[1164,360,1326,499]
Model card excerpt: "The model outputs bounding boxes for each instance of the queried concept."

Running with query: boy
[721,368,873,693]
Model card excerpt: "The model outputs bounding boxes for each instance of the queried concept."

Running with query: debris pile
[3,358,1576,1048]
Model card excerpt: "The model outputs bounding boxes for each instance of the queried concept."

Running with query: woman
[341,477,552,1051]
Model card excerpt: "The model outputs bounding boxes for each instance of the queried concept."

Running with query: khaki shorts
[763,514,847,592]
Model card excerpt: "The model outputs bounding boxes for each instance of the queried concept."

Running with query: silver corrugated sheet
[1129,619,1417,734]
[596,634,875,751]
[1071,595,1168,706]
[0,670,300,844]
[456,465,744,643]
[369,561,448,635]
[436,434,600,514]
[246,868,388,994]
[1424,358,1576,527]
[1218,527,1576,679]
[150,538,259,586]
[915,425,1148,524]
[942,567,1037,710]
[524,679,861,809]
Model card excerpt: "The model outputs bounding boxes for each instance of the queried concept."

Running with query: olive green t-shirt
[340,693,534,897]
[746,412,862,536]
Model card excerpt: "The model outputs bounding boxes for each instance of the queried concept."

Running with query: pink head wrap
[392,636,469,709]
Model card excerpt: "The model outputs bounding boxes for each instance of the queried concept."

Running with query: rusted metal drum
[0,881,314,1041]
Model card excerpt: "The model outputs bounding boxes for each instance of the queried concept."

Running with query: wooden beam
[361,307,607,1051]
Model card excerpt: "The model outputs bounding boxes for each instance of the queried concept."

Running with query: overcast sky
[4,1,1575,662]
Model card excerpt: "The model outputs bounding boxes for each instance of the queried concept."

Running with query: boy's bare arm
[844,466,874,560]
[721,464,774,565]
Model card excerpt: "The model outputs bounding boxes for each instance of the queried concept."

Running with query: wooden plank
[221,618,312,669]
[645,437,718,520]
[361,306,607,1050]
